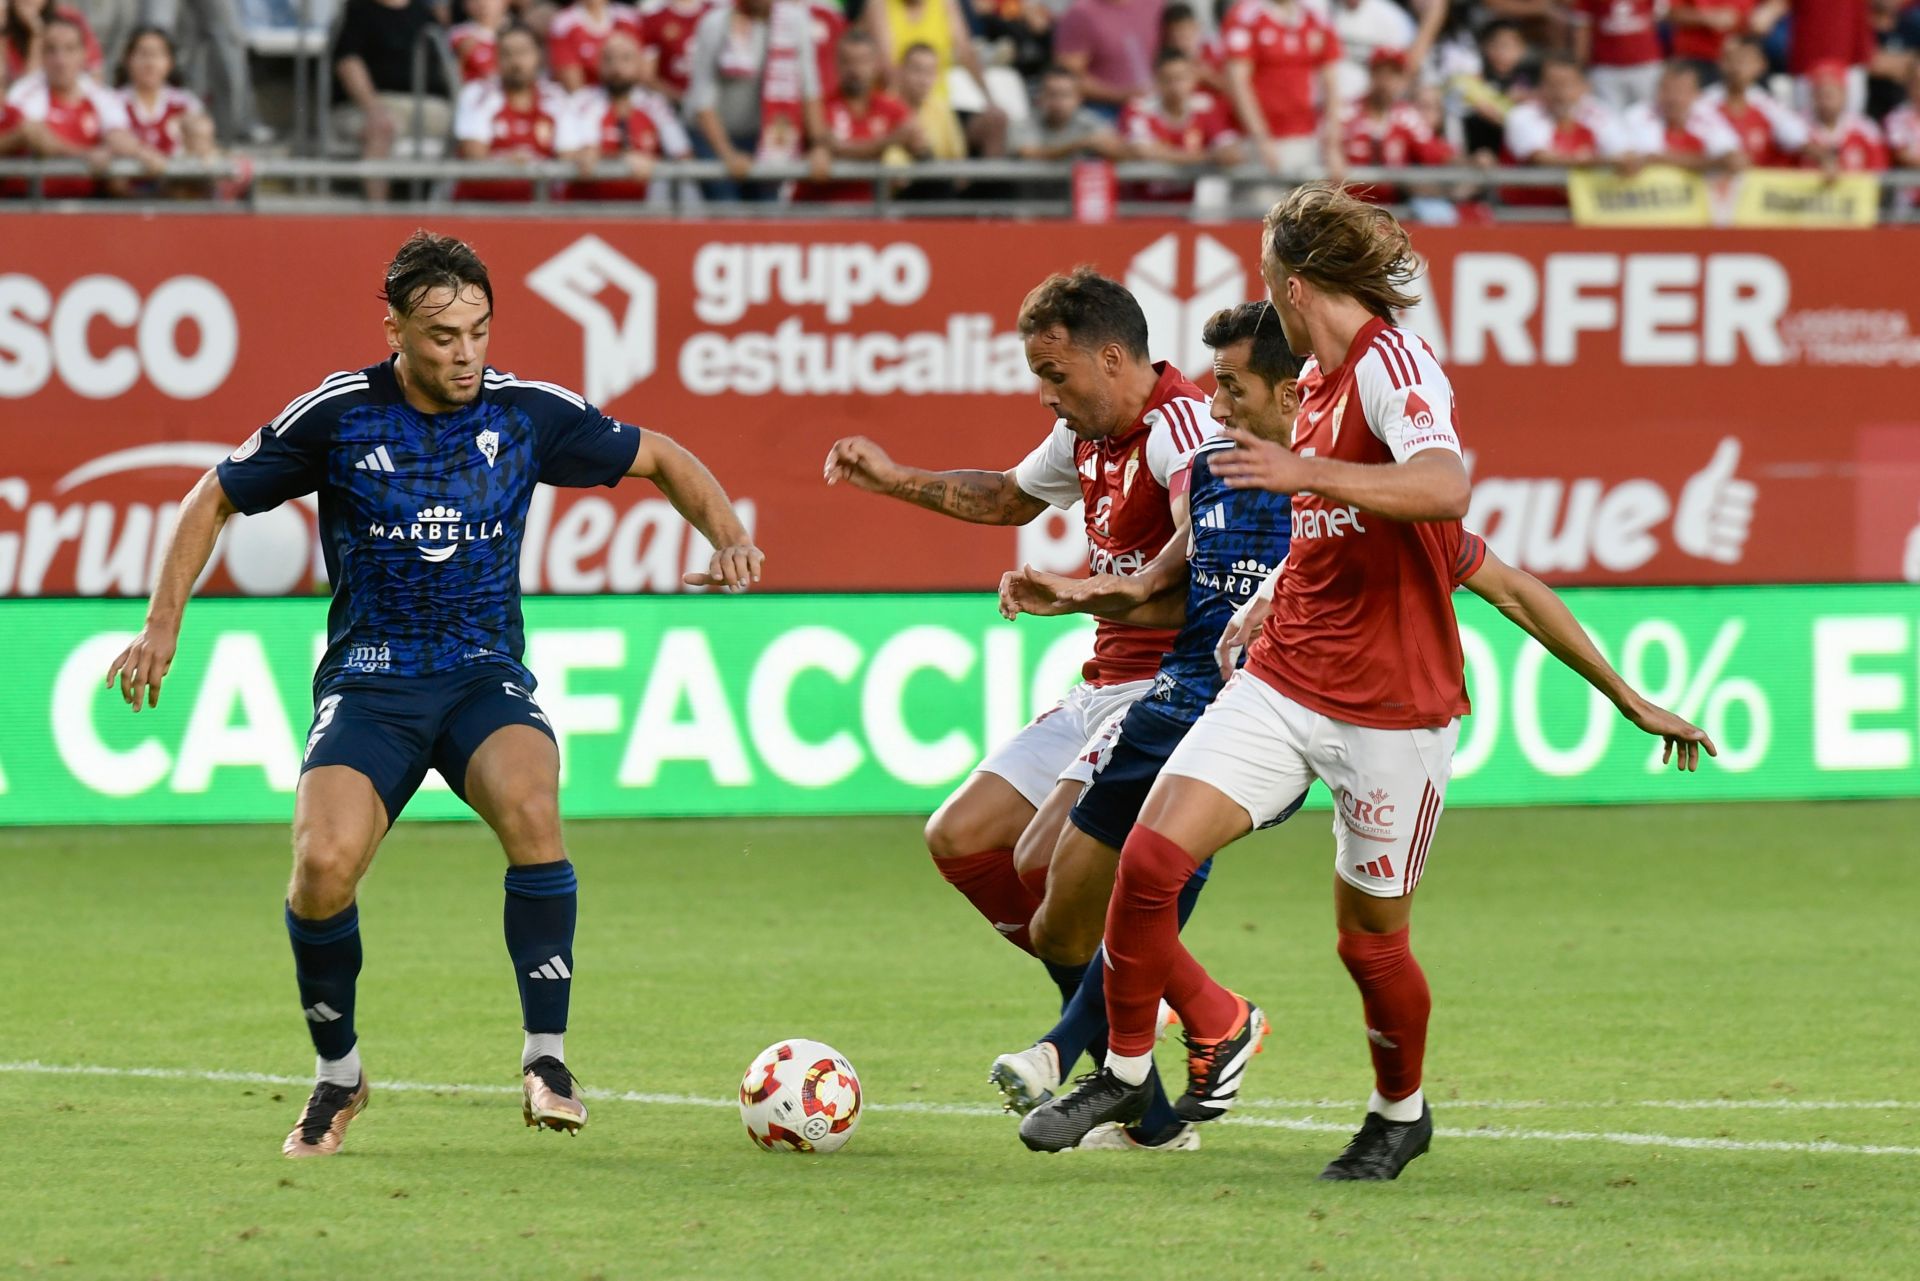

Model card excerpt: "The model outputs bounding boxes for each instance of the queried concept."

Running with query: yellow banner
[1568,165,1713,227]
[1733,169,1881,228]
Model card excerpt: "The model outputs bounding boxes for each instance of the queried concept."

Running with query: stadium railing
[4,158,1918,222]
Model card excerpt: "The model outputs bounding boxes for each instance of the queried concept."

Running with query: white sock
[1106,1050,1153,1087]
[523,1031,565,1069]
[1370,1087,1424,1123]
[316,1045,361,1088]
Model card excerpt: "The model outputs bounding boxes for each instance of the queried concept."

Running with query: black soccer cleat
[1318,1103,1433,1181]
[1171,997,1267,1123]
[1018,1068,1154,1152]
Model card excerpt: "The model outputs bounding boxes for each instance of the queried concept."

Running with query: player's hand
[1215,590,1273,684]
[683,542,764,592]
[1209,424,1309,494]
[1625,698,1717,773]
[105,623,180,713]
[625,151,656,183]
[807,144,834,182]
[997,564,1092,619]
[822,436,901,494]
[1673,436,1756,565]
[723,149,754,180]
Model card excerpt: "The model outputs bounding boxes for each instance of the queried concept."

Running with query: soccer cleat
[988,1043,1061,1115]
[282,1076,369,1158]
[1076,1120,1201,1152]
[1017,1068,1153,1152]
[1318,1104,1433,1181]
[1171,995,1268,1124]
[522,1055,588,1134]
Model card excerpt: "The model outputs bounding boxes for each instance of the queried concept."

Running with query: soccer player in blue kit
[105,232,763,1158]
[989,300,1301,1152]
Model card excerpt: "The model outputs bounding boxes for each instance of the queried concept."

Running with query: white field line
[3,1061,1917,1158]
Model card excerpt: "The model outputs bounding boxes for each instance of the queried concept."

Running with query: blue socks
[1043,959,1089,1012]
[286,902,361,1063]
[504,860,578,1037]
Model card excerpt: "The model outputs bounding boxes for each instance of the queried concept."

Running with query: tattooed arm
[823,436,1050,526]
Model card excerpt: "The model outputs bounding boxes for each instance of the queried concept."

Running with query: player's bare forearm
[148,468,236,630]
[887,467,1048,525]
[1466,555,1636,712]
[630,432,749,549]
[1299,451,1469,521]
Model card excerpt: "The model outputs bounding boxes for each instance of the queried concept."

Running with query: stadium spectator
[684,0,828,199]
[1787,0,1871,114]
[332,0,454,202]
[1866,0,1920,119]
[549,0,642,91]
[140,0,259,141]
[1505,52,1618,162]
[1157,2,1229,109]
[1340,47,1454,201]
[114,25,213,158]
[1473,0,1563,49]
[1219,0,1344,176]
[1705,32,1805,164]
[5,0,101,80]
[798,27,923,201]
[6,13,152,195]
[1051,0,1163,114]
[635,0,709,103]
[973,0,1053,84]
[0,50,41,190]
[864,0,1005,157]
[564,27,689,197]
[1801,57,1889,172]
[1571,0,1662,112]
[1118,45,1240,197]
[453,23,569,199]
[1324,0,1418,105]
[450,0,511,83]
[1456,19,1534,161]
[805,0,844,98]
[895,38,965,159]
[1669,0,1788,77]
[1615,59,1743,172]
[1884,58,1920,165]
[1010,62,1123,158]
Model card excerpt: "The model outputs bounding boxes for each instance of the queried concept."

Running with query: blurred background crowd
[4,0,1919,203]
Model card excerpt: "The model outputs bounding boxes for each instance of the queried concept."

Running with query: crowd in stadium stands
[5,0,1920,200]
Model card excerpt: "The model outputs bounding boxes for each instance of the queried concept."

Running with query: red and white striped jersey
[5,73,127,196]
[635,0,710,96]
[1704,84,1807,165]
[454,78,571,155]
[1802,112,1889,172]
[1246,318,1474,731]
[558,82,690,199]
[1886,102,1920,165]
[1572,0,1662,67]
[1013,363,1218,685]
[118,84,203,155]
[547,2,643,85]
[448,21,499,83]
[1503,97,1623,161]
[1617,100,1741,159]
[1118,90,1239,155]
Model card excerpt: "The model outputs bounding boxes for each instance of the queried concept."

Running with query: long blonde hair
[1261,182,1419,319]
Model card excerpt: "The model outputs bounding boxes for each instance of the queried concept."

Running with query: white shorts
[976,679,1153,807]
[1588,63,1663,113]
[1161,673,1460,898]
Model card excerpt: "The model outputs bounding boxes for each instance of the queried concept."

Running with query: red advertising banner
[4,215,1919,595]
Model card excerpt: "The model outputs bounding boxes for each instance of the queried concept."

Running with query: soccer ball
[738,1039,863,1154]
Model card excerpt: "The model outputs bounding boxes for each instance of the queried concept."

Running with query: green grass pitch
[4,801,1918,1280]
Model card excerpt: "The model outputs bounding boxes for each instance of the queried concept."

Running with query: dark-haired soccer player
[823,267,1216,1014]
[106,231,761,1158]
[991,300,1299,1153]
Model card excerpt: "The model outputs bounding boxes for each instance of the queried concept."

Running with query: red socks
[1336,926,1430,1102]
[933,848,1040,955]
[1102,825,1234,1057]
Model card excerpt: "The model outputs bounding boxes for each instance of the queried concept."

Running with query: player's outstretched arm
[105,468,237,713]
[1210,427,1471,522]
[823,436,1049,526]
[999,491,1191,625]
[627,431,764,591]
[1462,548,1717,772]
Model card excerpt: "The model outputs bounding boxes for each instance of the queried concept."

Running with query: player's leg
[283,687,432,1158]
[440,677,586,1134]
[1311,714,1460,1181]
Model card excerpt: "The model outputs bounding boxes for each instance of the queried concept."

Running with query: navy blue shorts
[1069,700,1304,861]
[301,666,556,824]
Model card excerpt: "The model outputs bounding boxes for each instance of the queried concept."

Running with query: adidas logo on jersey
[527,955,572,980]
[1197,503,1227,531]
[354,445,397,473]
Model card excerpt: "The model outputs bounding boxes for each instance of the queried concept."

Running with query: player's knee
[1030,905,1100,967]
[289,828,365,917]
[923,807,972,861]
[496,789,562,859]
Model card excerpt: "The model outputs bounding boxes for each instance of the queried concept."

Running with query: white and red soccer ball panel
[739,1039,863,1154]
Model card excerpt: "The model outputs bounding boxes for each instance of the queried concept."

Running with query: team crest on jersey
[230,429,262,462]
[1330,394,1349,447]
[1122,450,1140,497]
[475,428,501,468]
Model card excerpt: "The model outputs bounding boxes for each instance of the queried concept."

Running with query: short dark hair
[1155,45,1192,70]
[1202,301,1302,388]
[1041,63,1079,86]
[382,231,493,318]
[902,41,938,63]
[840,27,876,50]
[1662,58,1701,86]
[1539,52,1584,78]
[500,22,540,47]
[1477,18,1521,44]
[1161,2,1197,26]
[1017,267,1150,360]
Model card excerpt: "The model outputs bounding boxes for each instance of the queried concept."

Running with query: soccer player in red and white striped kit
[1026,184,1716,1179]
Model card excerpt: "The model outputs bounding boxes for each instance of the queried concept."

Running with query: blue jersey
[1143,439,1293,722]
[216,360,639,693]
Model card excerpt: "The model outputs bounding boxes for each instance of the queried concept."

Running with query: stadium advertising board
[2,586,1916,826]
[3,218,1919,595]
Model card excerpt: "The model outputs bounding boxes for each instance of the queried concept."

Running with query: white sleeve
[1616,106,1660,156]
[1696,109,1741,159]
[1011,422,1085,509]
[554,93,597,152]
[1762,95,1809,151]
[1503,104,1549,160]
[641,90,692,156]
[1357,334,1462,462]
[1144,395,1220,486]
[453,83,494,143]
[91,84,130,131]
